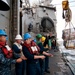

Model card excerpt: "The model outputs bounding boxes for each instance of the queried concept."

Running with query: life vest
[0,42,13,58]
[23,41,40,55]
[14,42,24,56]
[14,42,22,50]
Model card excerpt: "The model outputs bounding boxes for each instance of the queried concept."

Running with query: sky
[51,0,75,41]
[28,0,75,41]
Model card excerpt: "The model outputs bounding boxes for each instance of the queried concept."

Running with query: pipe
[17,0,20,34]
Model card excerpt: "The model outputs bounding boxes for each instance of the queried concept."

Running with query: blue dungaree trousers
[26,60,41,75]
[15,60,26,75]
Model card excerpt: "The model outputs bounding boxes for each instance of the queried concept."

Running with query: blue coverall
[0,49,16,75]
[12,44,26,75]
[37,42,46,75]
[23,46,41,75]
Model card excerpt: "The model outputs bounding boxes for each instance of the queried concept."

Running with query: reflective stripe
[48,39,51,47]
[31,46,38,52]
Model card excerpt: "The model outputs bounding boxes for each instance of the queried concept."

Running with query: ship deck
[11,47,74,75]
[46,49,73,75]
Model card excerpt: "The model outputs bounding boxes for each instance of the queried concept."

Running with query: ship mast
[39,0,52,6]
[24,0,30,8]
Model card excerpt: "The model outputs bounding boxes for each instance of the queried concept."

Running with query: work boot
[45,70,50,73]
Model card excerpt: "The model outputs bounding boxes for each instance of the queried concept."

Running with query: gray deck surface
[45,49,73,75]
[11,49,73,75]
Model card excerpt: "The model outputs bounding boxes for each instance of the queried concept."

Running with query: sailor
[36,34,53,75]
[43,33,51,50]
[22,33,45,75]
[12,34,27,75]
[48,32,57,51]
[43,34,51,73]
[0,29,22,75]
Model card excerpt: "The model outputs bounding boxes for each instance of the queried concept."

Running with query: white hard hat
[15,34,22,40]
